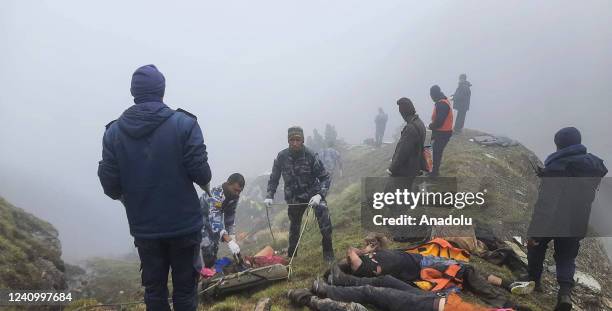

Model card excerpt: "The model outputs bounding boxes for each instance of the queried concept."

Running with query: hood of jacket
[430,85,447,102]
[118,102,174,138]
[544,144,608,177]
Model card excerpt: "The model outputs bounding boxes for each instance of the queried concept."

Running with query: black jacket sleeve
[429,102,450,130]
[98,130,122,200]
[267,154,282,199]
[183,121,212,187]
[389,125,418,175]
[527,171,565,237]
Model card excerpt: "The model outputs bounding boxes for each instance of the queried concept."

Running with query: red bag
[422,145,433,173]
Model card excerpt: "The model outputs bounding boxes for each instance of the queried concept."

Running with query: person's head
[288,126,305,152]
[378,107,383,113]
[459,73,467,81]
[430,84,446,102]
[224,173,245,199]
[363,232,389,251]
[130,64,166,104]
[396,97,416,121]
[554,127,582,150]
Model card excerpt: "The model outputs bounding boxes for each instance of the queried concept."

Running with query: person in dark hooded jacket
[526,127,607,311]
[388,98,425,185]
[98,64,211,311]
[452,74,471,132]
[428,85,453,177]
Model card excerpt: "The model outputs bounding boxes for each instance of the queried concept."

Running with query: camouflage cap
[288,126,304,139]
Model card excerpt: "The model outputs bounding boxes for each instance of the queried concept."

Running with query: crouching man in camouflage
[265,126,334,263]
[200,173,245,268]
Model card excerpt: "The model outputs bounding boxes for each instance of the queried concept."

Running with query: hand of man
[227,239,240,255]
[309,194,322,207]
[385,169,392,176]
[200,183,211,196]
[264,198,273,208]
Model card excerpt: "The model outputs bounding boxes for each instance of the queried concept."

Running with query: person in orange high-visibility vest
[428,85,453,177]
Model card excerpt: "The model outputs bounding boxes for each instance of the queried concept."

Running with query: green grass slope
[68,128,612,310]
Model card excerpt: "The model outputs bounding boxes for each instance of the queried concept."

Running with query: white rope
[287,204,314,279]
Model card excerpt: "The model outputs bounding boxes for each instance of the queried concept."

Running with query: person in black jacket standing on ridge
[527,127,607,311]
[452,74,472,133]
[388,98,426,187]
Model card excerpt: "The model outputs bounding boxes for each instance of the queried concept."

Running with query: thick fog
[1,1,611,261]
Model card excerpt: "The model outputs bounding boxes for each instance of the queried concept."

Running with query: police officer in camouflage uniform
[264,126,334,262]
[200,173,245,268]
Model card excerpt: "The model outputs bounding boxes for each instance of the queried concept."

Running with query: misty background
[1,1,611,261]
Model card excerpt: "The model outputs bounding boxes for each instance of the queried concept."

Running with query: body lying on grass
[297,234,534,310]
[289,271,529,311]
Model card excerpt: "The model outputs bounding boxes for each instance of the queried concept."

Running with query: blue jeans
[134,231,202,311]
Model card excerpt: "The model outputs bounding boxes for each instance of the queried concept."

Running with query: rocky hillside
[0,196,67,290]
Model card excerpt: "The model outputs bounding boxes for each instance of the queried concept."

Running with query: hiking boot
[328,264,357,286]
[519,275,543,293]
[554,293,572,311]
[510,281,535,295]
[287,288,314,307]
[311,278,330,298]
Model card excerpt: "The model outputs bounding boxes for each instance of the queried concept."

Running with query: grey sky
[1,1,611,261]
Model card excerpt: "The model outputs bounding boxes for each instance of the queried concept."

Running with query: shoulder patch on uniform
[105,120,117,129]
[177,108,197,120]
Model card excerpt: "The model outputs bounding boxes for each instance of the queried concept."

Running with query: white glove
[309,194,322,207]
[386,169,392,176]
[227,239,240,255]
[264,198,273,208]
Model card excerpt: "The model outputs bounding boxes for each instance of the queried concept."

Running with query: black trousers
[454,109,467,131]
[134,231,202,311]
[324,275,438,311]
[375,126,385,146]
[288,201,333,258]
[527,237,581,294]
[431,135,451,176]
